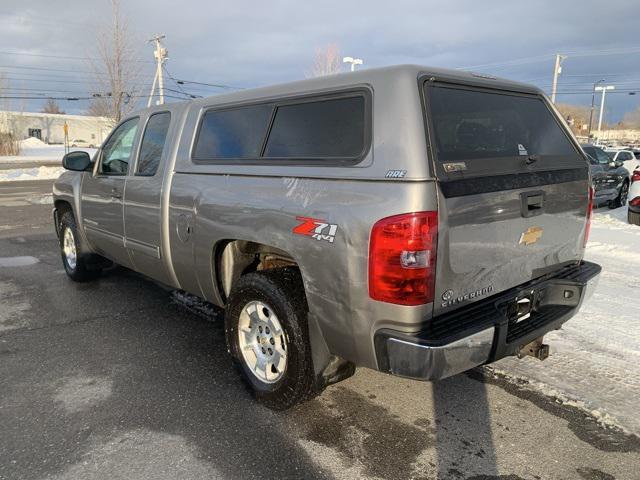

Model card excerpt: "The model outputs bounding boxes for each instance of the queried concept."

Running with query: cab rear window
[427,86,577,162]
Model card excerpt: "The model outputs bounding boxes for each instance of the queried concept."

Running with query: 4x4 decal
[293,216,338,243]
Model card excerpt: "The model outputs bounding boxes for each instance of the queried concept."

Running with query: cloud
[0,0,638,120]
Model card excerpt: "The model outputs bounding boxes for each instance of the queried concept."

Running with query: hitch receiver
[518,337,549,361]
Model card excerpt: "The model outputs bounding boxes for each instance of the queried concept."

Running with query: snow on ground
[0,166,65,182]
[493,205,640,435]
[0,139,96,182]
[0,138,96,165]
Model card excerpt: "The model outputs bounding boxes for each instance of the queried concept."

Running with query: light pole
[343,56,363,72]
[550,53,567,104]
[588,79,605,140]
[595,85,615,144]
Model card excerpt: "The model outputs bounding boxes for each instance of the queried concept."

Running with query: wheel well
[215,240,298,302]
[54,199,73,216]
[215,239,345,383]
[53,200,73,237]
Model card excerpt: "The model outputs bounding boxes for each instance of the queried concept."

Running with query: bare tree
[622,107,640,129]
[308,44,342,78]
[41,99,65,114]
[556,103,591,135]
[87,0,140,124]
[0,75,21,155]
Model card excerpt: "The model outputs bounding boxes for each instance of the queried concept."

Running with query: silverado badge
[519,226,543,246]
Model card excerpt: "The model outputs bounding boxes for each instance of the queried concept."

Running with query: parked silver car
[53,65,600,409]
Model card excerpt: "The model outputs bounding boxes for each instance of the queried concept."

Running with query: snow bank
[0,166,64,182]
[0,144,95,165]
[493,205,640,435]
[19,137,47,148]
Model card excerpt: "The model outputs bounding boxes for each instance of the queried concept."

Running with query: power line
[163,64,201,98]
[460,46,640,72]
[175,78,244,90]
[0,93,188,101]
[0,50,153,63]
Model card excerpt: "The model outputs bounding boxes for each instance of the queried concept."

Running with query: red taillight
[584,186,594,247]
[369,211,438,306]
[630,197,640,207]
[632,170,640,183]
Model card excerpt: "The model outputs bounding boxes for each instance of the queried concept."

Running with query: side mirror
[62,151,92,171]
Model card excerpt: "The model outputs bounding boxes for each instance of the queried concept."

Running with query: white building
[0,111,111,146]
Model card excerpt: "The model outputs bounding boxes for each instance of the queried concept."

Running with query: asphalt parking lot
[1,180,639,480]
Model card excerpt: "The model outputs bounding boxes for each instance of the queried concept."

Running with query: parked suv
[605,148,637,172]
[53,65,600,409]
[582,144,630,208]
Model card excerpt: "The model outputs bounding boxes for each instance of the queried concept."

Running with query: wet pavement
[1,180,639,480]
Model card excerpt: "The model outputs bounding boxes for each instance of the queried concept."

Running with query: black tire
[59,211,102,282]
[225,267,318,410]
[609,181,629,209]
[629,209,640,226]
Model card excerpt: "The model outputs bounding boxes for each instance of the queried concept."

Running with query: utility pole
[343,56,363,72]
[147,34,168,107]
[588,79,605,140]
[595,85,615,144]
[550,54,567,104]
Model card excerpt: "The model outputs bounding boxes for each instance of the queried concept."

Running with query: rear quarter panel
[169,174,438,369]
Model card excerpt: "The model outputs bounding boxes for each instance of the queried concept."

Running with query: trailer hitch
[518,336,550,361]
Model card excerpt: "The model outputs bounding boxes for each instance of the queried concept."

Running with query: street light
[588,79,605,139]
[343,56,363,72]
[595,85,615,144]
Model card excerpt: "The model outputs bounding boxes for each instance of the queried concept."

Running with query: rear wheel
[629,209,640,226]
[609,181,629,209]
[59,211,103,282]
[225,268,318,410]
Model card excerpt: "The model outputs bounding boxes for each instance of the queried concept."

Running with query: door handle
[110,188,122,199]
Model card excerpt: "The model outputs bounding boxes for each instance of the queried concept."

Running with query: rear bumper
[374,261,601,381]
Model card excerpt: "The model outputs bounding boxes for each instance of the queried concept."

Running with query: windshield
[583,146,612,164]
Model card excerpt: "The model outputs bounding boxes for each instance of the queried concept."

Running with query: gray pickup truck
[53,65,601,409]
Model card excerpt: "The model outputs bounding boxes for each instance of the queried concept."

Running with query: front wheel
[609,181,629,209]
[225,268,318,410]
[59,211,103,282]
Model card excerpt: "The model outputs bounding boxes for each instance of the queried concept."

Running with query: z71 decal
[293,216,338,244]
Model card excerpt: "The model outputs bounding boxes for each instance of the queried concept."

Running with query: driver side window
[98,118,139,175]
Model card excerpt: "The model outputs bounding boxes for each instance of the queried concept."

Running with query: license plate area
[505,289,538,325]
[515,297,532,323]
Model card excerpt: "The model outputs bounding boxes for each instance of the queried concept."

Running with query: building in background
[0,111,111,146]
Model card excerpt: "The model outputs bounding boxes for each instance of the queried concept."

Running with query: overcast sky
[1,0,639,122]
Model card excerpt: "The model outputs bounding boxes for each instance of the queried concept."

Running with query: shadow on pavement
[433,374,500,479]
[0,264,332,479]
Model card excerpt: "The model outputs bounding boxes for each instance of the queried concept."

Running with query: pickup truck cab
[53,65,601,409]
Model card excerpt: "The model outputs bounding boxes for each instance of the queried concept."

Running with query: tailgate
[423,82,590,315]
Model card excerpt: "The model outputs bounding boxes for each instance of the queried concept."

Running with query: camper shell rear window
[425,84,578,163]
